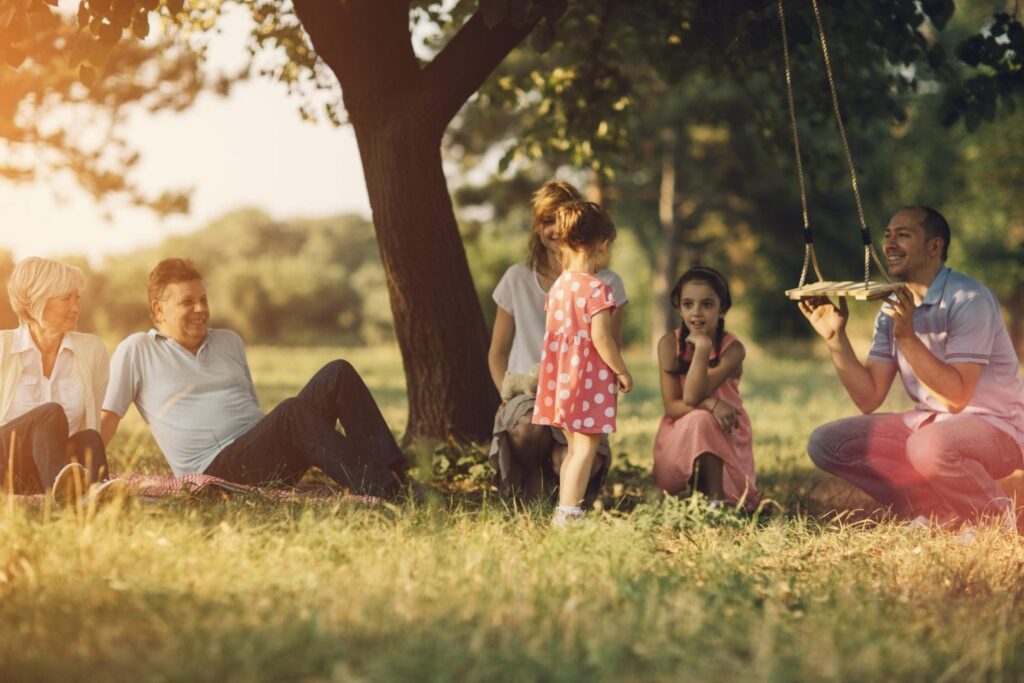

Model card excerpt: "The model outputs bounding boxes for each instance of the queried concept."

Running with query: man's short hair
[911,206,951,262]
[148,258,204,305]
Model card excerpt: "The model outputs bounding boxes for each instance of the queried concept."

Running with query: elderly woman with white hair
[0,256,112,499]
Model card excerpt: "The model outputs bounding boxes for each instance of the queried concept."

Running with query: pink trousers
[808,412,1023,521]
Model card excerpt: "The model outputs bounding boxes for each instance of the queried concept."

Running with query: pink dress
[652,332,758,504]
[532,272,618,434]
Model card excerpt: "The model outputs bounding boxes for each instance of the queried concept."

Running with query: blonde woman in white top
[0,257,110,495]
[487,181,628,502]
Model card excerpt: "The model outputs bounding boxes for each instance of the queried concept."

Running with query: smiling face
[39,288,81,335]
[152,279,209,353]
[677,280,723,335]
[536,212,561,259]
[883,208,944,282]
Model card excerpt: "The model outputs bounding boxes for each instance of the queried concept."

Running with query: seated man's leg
[210,394,399,495]
[204,398,310,485]
[296,360,406,476]
[808,412,943,518]
[905,415,1022,522]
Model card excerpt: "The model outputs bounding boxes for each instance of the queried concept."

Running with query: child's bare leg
[559,433,601,508]
[694,452,726,501]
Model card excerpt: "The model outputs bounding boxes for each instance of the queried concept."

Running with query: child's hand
[710,398,739,433]
[689,330,713,353]
[616,370,634,394]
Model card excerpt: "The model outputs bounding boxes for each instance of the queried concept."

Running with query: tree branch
[293,0,420,126]
[415,9,541,135]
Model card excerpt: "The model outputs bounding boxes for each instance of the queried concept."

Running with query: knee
[807,422,841,470]
[905,429,948,479]
[36,402,69,432]
[324,359,355,381]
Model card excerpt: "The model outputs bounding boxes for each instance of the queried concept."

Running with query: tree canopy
[3,0,1022,438]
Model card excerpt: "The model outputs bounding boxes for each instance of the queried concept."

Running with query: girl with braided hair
[652,266,758,507]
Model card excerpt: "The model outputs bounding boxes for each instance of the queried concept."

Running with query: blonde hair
[6,257,85,325]
[528,180,584,270]
[555,200,616,268]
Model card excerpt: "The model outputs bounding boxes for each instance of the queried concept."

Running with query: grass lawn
[2,343,1023,682]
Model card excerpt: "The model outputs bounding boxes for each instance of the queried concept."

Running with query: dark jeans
[205,360,406,495]
[0,403,108,494]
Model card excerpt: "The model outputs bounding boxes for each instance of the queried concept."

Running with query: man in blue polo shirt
[800,207,1024,528]
[101,258,408,496]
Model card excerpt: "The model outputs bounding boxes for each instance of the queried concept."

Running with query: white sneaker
[906,515,937,531]
[51,462,89,505]
[81,478,130,510]
[552,506,585,528]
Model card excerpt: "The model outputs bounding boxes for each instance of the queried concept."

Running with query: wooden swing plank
[785,281,856,299]
[786,281,901,301]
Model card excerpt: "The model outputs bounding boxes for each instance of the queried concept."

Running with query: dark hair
[555,200,616,267]
[667,266,732,376]
[528,180,584,271]
[909,206,951,261]
[148,258,203,306]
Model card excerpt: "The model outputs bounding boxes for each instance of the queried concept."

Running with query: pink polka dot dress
[532,271,619,434]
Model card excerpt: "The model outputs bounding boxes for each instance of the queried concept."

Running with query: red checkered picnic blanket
[10,473,380,505]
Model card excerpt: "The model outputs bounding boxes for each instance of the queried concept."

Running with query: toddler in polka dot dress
[532,201,633,527]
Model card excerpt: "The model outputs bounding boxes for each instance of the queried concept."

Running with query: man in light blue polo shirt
[101,258,408,496]
[800,207,1024,528]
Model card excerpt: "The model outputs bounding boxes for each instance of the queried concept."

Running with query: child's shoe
[552,505,585,528]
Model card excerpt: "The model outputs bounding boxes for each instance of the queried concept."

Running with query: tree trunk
[355,123,498,441]
[292,2,541,440]
[650,129,680,356]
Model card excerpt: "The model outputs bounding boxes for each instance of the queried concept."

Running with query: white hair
[6,257,86,325]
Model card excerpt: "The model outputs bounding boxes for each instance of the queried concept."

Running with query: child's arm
[699,340,746,398]
[591,309,632,393]
[659,333,746,416]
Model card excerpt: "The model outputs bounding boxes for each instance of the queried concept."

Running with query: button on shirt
[103,329,266,476]
[3,326,84,434]
[868,267,1024,447]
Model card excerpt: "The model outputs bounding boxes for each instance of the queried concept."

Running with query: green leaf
[79,63,96,86]
[132,11,149,40]
[507,0,529,27]
[479,0,508,28]
[544,0,567,24]
[98,21,122,46]
[3,47,26,68]
[530,17,555,54]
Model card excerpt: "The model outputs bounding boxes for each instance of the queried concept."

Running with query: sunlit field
[3,344,1024,683]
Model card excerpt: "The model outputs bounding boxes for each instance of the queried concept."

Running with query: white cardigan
[0,329,109,432]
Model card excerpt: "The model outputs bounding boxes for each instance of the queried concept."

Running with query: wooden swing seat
[785,280,900,301]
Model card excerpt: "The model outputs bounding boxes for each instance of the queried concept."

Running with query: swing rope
[808,0,891,287]
[775,0,823,288]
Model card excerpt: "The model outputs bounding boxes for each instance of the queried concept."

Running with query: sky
[0,7,372,265]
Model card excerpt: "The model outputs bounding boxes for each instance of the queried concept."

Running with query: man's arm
[886,287,983,412]
[100,410,121,447]
[799,296,897,413]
